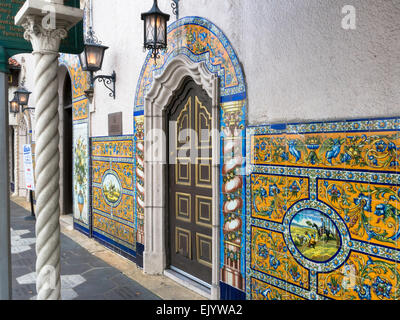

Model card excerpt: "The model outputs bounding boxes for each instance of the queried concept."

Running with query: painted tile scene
[247,118,400,300]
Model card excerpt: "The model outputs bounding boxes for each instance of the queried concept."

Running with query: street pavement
[10,200,161,300]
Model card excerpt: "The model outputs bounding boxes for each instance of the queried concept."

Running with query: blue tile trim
[220,282,246,300]
[136,242,144,269]
[74,221,90,237]
[92,230,137,259]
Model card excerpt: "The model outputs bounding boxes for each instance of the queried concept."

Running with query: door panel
[168,78,213,284]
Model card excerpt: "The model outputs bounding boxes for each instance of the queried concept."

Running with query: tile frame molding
[143,55,221,299]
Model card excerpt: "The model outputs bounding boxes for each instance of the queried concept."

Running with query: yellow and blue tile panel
[91,135,136,258]
[59,53,91,234]
[246,118,400,300]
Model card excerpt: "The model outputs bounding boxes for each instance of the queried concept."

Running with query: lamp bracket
[171,0,179,20]
[91,70,116,99]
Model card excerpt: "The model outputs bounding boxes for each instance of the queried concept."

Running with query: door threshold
[164,268,211,300]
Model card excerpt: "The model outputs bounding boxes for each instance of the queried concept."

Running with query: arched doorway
[135,17,247,299]
[10,126,15,193]
[167,77,214,287]
[60,70,73,215]
[143,56,220,298]
[17,116,28,197]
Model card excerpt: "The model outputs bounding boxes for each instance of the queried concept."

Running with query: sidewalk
[10,196,206,300]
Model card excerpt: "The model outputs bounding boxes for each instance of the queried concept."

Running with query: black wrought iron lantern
[14,86,31,107]
[79,41,109,73]
[141,0,170,62]
[9,95,20,115]
[79,27,116,99]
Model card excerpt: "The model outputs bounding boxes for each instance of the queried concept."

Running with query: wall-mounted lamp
[9,95,20,116]
[79,27,116,100]
[14,85,32,108]
[141,0,170,63]
[171,0,179,20]
[9,84,34,116]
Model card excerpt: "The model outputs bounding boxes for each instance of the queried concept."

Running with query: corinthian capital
[21,15,68,54]
[15,0,83,54]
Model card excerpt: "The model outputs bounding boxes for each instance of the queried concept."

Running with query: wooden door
[168,77,213,285]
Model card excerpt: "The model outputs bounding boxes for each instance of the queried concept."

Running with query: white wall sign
[23,144,35,191]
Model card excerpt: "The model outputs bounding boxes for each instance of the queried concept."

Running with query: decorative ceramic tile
[59,53,89,101]
[251,277,305,300]
[246,118,400,300]
[133,115,144,245]
[318,252,400,300]
[91,136,136,257]
[251,131,400,172]
[92,139,134,158]
[72,98,88,121]
[73,121,89,229]
[59,53,90,234]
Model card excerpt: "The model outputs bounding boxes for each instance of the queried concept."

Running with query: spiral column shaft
[15,0,83,299]
[34,51,61,300]
[19,14,69,300]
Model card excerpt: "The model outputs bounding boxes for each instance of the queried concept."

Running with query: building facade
[11,0,400,300]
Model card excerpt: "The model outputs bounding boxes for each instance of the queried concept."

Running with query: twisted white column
[22,15,68,300]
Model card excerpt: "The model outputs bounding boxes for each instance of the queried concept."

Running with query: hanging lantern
[79,26,109,73]
[9,94,20,115]
[79,26,116,99]
[14,86,31,107]
[141,0,170,62]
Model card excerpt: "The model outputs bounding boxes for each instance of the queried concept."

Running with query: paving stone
[16,272,36,285]
[73,278,118,298]
[61,275,86,289]
[60,262,93,275]
[12,284,36,300]
[10,200,160,300]
[109,273,160,298]
[112,286,151,300]
[87,258,112,268]
[12,257,35,268]
[61,237,84,251]
[61,288,79,300]
[81,267,121,281]
[61,253,95,265]
[11,266,33,278]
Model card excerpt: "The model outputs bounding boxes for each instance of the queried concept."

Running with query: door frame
[57,65,73,215]
[143,56,220,299]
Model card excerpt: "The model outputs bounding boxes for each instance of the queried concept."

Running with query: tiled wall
[59,53,90,234]
[246,118,400,300]
[91,135,136,259]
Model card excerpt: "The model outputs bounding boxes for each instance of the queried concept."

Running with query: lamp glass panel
[19,94,27,105]
[156,15,166,45]
[10,101,19,113]
[145,14,156,44]
[16,90,30,106]
[86,45,105,71]
[79,51,88,70]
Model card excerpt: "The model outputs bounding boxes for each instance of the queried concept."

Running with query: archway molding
[143,55,220,299]
[134,16,248,299]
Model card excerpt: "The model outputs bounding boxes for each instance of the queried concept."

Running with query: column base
[143,251,166,275]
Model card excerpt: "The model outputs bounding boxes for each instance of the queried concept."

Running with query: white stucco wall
[89,0,155,137]
[15,0,399,136]
[87,0,400,133]
[11,53,36,133]
[8,54,36,198]
[180,0,400,125]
